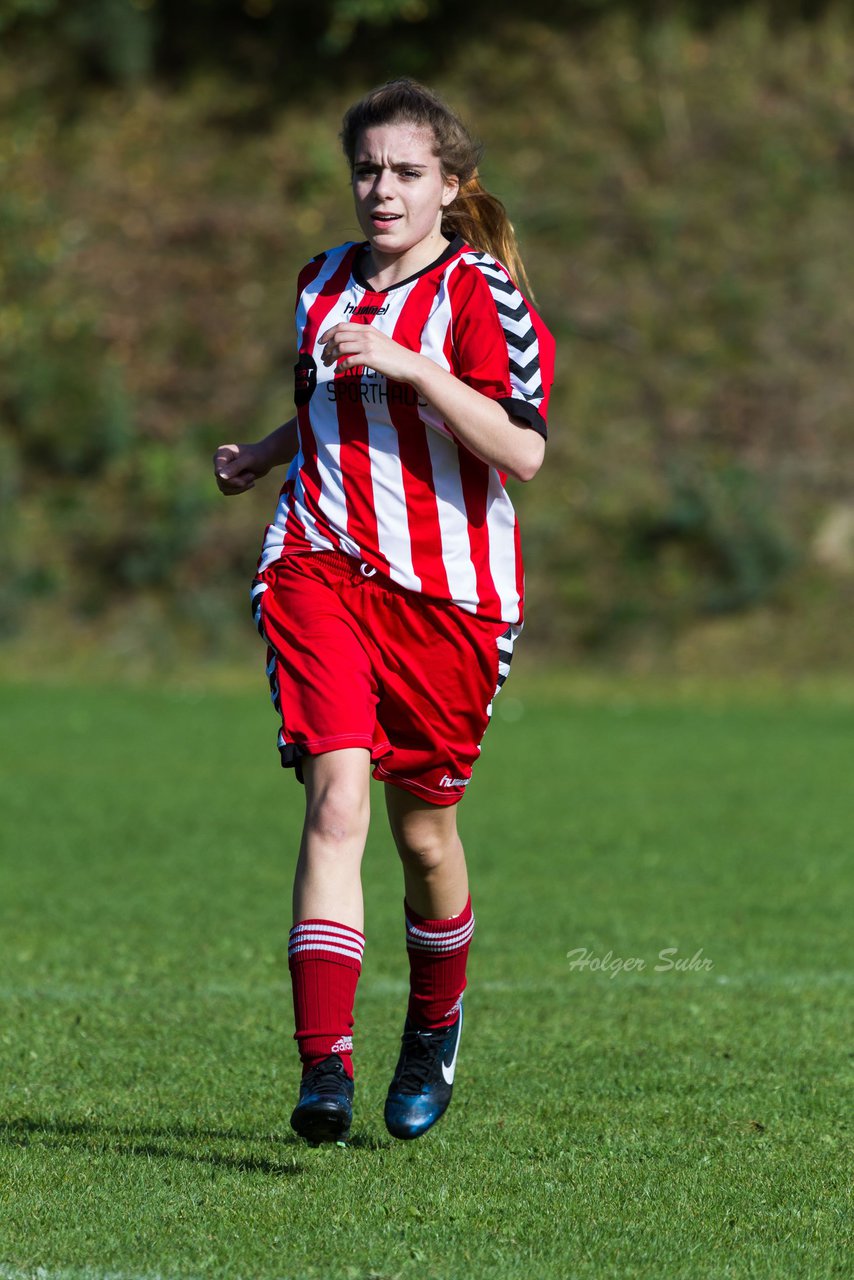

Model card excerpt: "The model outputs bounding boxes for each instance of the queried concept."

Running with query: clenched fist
[213,441,271,495]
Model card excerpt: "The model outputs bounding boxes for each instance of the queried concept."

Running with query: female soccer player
[214,78,555,1143]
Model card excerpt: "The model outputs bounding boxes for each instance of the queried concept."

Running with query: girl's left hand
[319,323,421,384]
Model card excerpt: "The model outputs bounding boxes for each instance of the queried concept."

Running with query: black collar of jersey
[352,235,465,294]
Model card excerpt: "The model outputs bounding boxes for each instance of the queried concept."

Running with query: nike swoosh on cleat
[441,1006,463,1085]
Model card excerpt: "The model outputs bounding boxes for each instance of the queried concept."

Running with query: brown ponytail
[442,174,534,302]
[340,79,535,300]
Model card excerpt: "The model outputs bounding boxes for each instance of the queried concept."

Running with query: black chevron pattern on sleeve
[463,253,544,411]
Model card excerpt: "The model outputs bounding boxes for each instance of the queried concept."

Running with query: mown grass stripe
[1,683,850,1280]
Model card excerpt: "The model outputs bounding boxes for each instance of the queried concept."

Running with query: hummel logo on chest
[344,301,389,318]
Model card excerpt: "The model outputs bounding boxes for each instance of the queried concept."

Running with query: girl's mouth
[371,212,401,225]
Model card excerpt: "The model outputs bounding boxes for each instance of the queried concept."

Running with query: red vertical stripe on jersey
[457,447,503,619]
[288,404,347,552]
[295,254,328,308]
[281,255,337,552]
[293,247,363,554]
[279,473,312,553]
[440,322,503,619]
[334,304,391,574]
[387,277,450,599]
[301,247,360,350]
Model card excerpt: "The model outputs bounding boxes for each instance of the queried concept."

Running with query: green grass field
[0,679,850,1279]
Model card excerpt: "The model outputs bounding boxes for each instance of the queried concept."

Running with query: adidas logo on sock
[330,1035,353,1053]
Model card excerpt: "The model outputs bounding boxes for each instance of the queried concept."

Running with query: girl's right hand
[213,441,270,495]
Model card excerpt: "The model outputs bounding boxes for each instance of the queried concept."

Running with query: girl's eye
[401,169,421,179]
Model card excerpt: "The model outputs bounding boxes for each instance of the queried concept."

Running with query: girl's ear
[441,174,460,207]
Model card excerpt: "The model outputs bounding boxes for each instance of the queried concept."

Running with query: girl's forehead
[355,122,438,163]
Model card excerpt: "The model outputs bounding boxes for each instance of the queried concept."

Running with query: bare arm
[406,359,544,483]
[213,417,298,495]
[319,324,545,483]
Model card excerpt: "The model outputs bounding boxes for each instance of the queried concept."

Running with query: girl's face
[352,123,459,261]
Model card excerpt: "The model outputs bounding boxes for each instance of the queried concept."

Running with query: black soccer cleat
[290,1054,354,1144]
[384,1002,463,1141]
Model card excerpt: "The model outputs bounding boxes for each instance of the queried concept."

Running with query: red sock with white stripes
[288,919,365,1080]
[404,895,474,1029]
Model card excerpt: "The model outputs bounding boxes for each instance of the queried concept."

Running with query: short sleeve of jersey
[448,253,556,440]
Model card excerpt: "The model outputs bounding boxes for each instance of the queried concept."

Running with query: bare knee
[305,784,369,848]
[392,818,462,876]
[301,752,371,853]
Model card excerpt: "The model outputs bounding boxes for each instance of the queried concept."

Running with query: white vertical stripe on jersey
[295,244,352,338]
[417,264,455,372]
[365,409,420,590]
[361,290,420,589]
[412,262,459,442]
[291,448,338,552]
[425,428,480,613]
[418,404,456,442]
[312,437,361,560]
[257,487,288,570]
[485,470,522,622]
[257,450,336,571]
[295,290,363,561]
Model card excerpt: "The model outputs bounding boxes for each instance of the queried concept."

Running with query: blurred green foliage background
[2,0,853,676]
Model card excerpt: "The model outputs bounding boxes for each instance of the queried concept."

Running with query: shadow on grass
[0,1114,388,1173]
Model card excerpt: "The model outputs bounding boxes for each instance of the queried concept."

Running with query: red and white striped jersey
[257,235,555,624]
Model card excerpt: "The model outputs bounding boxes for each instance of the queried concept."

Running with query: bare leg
[293,748,372,930]
[382,784,472,1140]
[288,748,369,1137]
[384,785,469,919]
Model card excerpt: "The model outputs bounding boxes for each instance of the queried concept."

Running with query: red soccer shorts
[251,551,520,806]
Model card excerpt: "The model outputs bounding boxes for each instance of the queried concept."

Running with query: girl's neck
[361,232,450,292]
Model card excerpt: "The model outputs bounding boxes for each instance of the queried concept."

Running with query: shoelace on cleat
[301,1056,350,1097]
[394,1028,446,1092]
